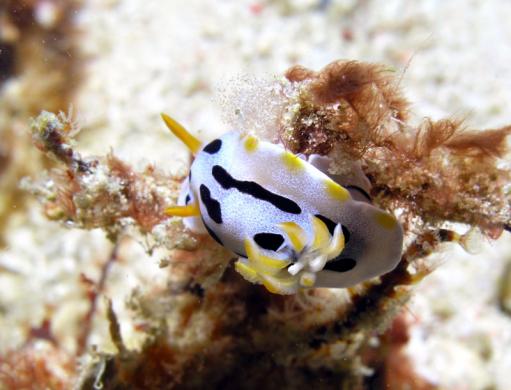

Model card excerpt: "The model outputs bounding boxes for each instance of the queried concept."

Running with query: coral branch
[24,111,180,236]
[76,242,119,357]
[106,298,126,355]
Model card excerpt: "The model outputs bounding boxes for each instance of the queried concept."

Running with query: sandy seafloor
[1,0,511,388]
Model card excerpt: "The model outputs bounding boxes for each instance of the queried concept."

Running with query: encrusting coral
[5,60,511,389]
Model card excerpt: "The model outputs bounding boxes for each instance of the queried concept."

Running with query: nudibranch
[161,113,403,295]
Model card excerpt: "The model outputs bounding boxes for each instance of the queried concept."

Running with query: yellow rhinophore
[164,204,200,217]
[161,113,202,154]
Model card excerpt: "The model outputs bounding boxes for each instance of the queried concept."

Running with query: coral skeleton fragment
[161,113,403,294]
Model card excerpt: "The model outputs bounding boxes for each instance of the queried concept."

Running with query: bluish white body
[164,123,403,295]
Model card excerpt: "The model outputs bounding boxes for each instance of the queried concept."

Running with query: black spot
[185,194,191,204]
[324,257,357,273]
[199,185,223,224]
[345,185,371,202]
[342,226,351,243]
[202,217,223,245]
[188,170,192,181]
[253,233,284,251]
[203,139,222,154]
[212,165,301,214]
[315,214,350,243]
[315,214,337,235]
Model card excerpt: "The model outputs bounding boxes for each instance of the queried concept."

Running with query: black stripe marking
[212,165,301,214]
[253,233,285,251]
[315,214,350,243]
[185,194,191,204]
[203,139,222,154]
[345,185,371,202]
[201,217,223,245]
[199,185,223,224]
[324,257,356,272]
